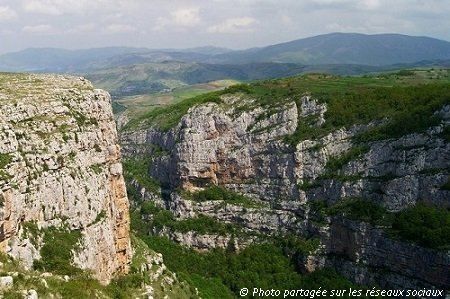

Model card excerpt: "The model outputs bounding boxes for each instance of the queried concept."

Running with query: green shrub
[298,268,366,296]
[90,164,102,175]
[308,200,329,224]
[140,201,241,236]
[395,70,415,76]
[284,115,328,146]
[123,71,450,141]
[179,273,233,299]
[324,199,450,251]
[276,234,320,257]
[324,146,369,173]
[123,158,160,195]
[124,90,223,131]
[391,203,450,250]
[297,179,322,191]
[33,227,82,275]
[186,186,263,208]
[106,274,145,299]
[46,272,103,298]
[22,221,40,245]
[140,201,161,215]
[327,198,391,226]
[88,210,106,226]
[152,209,176,228]
[138,235,363,298]
[0,153,12,169]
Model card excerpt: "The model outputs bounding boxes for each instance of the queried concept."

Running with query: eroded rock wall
[122,95,449,211]
[0,74,131,283]
[121,94,449,289]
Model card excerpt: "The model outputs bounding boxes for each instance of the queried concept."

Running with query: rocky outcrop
[153,226,255,251]
[122,97,300,200]
[325,217,450,289]
[121,94,449,289]
[0,74,131,283]
[122,95,449,211]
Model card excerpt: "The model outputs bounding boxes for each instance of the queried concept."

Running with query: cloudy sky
[0,0,449,54]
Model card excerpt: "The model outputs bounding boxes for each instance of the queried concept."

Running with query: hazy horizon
[1,0,450,55]
[2,32,450,56]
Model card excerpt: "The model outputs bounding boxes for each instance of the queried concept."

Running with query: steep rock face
[0,74,131,283]
[326,218,450,289]
[121,94,449,289]
[122,97,300,200]
[122,96,449,211]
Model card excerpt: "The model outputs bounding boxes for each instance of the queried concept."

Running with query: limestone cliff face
[0,74,131,283]
[122,96,449,211]
[121,93,449,289]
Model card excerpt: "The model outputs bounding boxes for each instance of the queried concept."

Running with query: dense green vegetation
[122,158,161,194]
[319,146,369,179]
[326,198,393,226]
[127,69,450,146]
[183,185,265,208]
[2,225,195,298]
[139,201,242,236]
[311,198,450,250]
[391,203,450,250]
[1,251,182,299]
[124,89,224,131]
[138,235,363,299]
[0,153,12,180]
[276,234,321,257]
[285,73,450,144]
[0,153,12,169]
[33,227,82,275]
[114,80,238,122]
[128,186,362,298]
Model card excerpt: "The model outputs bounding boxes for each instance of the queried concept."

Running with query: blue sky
[0,0,449,54]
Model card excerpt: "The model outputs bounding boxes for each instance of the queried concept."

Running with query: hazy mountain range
[1,32,449,98]
[1,33,449,73]
[211,33,450,65]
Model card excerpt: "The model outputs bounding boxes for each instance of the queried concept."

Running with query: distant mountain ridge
[211,33,450,65]
[0,33,449,72]
[0,47,148,72]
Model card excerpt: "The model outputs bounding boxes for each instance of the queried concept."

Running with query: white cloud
[22,0,111,15]
[23,0,63,15]
[105,24,136,34]
[308,0,352,6]
[22,24,55,34]
[306,0,380,10]
[0,0,448,53]
[0,6,18,21]
[362,0,380,9]
[154,7,201,31]
[171,8,200,27]
[208,17,258,33]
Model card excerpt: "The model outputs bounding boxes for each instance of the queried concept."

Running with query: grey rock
[122,94,450,290]
[0,74,131,284]
[0,276,13,288]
